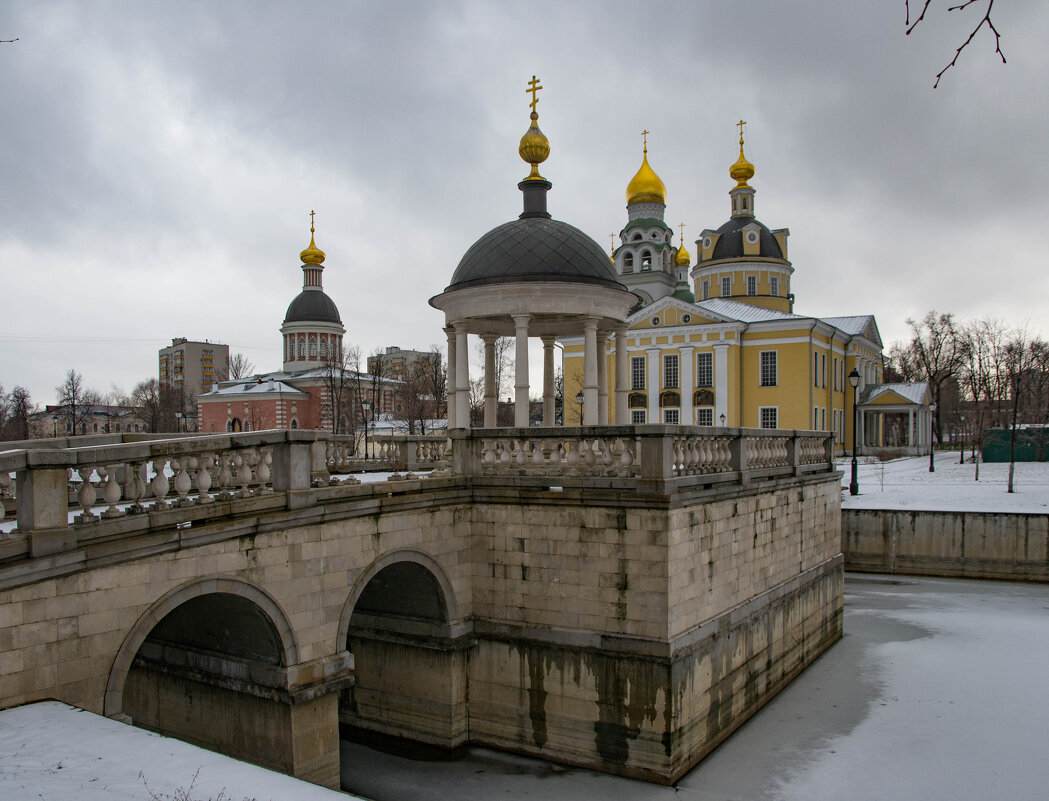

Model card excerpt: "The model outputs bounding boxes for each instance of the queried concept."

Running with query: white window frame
[770,275,779,296]
[696,352,713,387]
[702,280,709,300]
[695,407,714,426]
[631,409,646,424]
[663,408,680,424]
[759,350,777,387]
[747,275,757,296]
[721,276,731,297]
[759,407,778,430]
[663,354,679,389]
[630,355,645,390]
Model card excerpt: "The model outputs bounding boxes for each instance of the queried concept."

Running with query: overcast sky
[2,1,1046,406]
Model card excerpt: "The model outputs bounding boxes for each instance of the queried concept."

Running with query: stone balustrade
[1,426,833,556]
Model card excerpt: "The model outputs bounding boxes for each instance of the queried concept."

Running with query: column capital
[511,313,532,327]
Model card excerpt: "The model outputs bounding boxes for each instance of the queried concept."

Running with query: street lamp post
[575,391,584,426]
[361,398,373,461]
[959,414,966,464]
[848,367,860,496]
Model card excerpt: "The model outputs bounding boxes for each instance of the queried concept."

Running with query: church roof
[710,216,784,261]
[861,382,930,406]
[695,297,805,323]
[283,290,342,324]
[446,216,623,291]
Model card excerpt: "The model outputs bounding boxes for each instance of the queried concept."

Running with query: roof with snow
[861,381,930,406]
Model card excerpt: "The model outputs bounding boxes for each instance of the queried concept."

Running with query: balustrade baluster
[257,448,273,492]
[76,466,98,522]
[172,459,192,505]
[195,453,214,503]
[100,465,123,519]
[235,451,253,498]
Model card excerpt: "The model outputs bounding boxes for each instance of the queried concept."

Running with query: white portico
[430,80,636,429]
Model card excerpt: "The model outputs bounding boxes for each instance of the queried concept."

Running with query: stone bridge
[0,426,843,788]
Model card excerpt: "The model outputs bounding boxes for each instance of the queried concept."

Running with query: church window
[663,355,679,389]
[309,337,318,358]
[760,407,778,429]
[624,252,634,271]
[742,197,750,212]
[814,353,819,386]
[696,352,713,387]
[747,275,757,295]
[702,280,709,300]
[631,356,645,390]
[721,276,731,297]
[641,250,652,271]
[631,410,646,424]
[696,407,714,426]
[770,276,779,296]
[814,407,819,429]
[759,351,777,386]
[833,357,839,390]
[632,233,642,242]
[320,338,328,359]
[821,407,826,430]
[290,418,298,429]
[821,354,826,387]
[663,408,680,424]
[297,337,305,358]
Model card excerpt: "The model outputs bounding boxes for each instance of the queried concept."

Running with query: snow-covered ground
[839,452,1049,513]
[0,701,358,801]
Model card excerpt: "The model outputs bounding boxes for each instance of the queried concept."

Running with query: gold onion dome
[626,136,666,205]
[675,240,691,267]
[519,111,551,180]
[730,137,755,187]
[300,221,326,265]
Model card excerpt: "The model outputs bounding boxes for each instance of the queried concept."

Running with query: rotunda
[429,79,637,428]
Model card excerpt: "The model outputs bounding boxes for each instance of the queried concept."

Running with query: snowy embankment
[0,702,358,801]
[839,452,1049,514]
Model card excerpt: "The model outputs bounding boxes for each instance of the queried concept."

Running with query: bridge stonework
[0,427,843,786]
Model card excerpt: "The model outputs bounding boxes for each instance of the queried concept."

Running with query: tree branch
[908,0,1006,88]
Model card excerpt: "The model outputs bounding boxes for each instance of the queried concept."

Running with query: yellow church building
[562,126,903,454]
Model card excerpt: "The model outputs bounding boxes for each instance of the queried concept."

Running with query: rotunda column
[482,335,498,427]
[444,326,456,429]
[541,335,556,426]
[597,329,609,425]
[512,315,531,428]
[583,318,599,426]
[614,326,628,424]
[455,323,471,429]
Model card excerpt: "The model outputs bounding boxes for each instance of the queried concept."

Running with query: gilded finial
[609,233,615,261]
[519,75,550,181]
[299,209,326,265]
[642,129,649,153]
[675,222,691,267]
[679,222,685,241]
[626,129,666,205]
[730,119,755,187]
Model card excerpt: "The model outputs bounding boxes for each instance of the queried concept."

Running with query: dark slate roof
[284,290,342,324]
[447,217,623,291]
[710,216,784,261]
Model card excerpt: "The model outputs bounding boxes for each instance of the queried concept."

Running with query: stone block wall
[843,509,1049,581]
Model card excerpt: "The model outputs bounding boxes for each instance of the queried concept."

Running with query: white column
[908,409,915,447]
[646,347,660,423]
[713,342,730,425]
[680,345,694,425]
[858,407,865,452]
[513,314,530,428]
[455,324,470,430]
[445,326,456,429]
[597,330,609,425]
[541,335,556,426]
[614,326,628,425]
[482,334,497,427]
[583,318,599,425]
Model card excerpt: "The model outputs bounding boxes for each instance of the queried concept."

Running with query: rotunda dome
[709,217,783,262]
[283,290,342,324]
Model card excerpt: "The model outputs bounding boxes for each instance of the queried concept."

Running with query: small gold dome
[626,145,666,205]
[730,140,755,187]
[675,241,691,267]
[300,230,325,265]
[519,111,550,181]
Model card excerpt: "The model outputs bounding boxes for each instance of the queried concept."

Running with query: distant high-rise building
[158,338,230,407]
[367,346,438,380]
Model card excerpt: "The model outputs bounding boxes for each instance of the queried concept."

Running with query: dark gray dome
[284,290,342,324]
[447,217,623,291]
[710,216,784,261]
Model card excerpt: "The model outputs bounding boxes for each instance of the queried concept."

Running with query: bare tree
[893,312,964,445]
[321,342,356,434]
[0,385,9,438]
[227,353,255,380]
[906,0,1006,88]
[5,386,33,440]
[1002,328,1041,493]
[55,369,99,436]
[132,379,164,433]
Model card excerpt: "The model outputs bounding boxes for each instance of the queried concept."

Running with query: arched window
[290,419,298,429]
[309,337,318,358]
[297,336,305,358]
[641,250,652,270]
[320,337,328,359]
[624,252,634,271]
[632,233,642,242]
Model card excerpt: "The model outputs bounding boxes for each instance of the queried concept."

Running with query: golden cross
[609,233,615,255]
[679,223,685,242]
[309,209,316,232]
[737,119,747,144]
[642,129,649,151]
[526,75,543,111]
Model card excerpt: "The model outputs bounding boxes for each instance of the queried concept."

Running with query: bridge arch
[104,575,299,718]
[336,548,460,646]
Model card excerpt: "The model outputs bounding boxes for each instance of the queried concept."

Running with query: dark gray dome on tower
[710,216,784,261]
[447,214,623,291]
[283,290,342,324]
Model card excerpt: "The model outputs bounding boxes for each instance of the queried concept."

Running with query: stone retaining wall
[842,509,1049,581]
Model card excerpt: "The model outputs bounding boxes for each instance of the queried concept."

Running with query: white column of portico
[513,314,531,428]
[597,330,609,425]
[455,324,471,429]
[858,407,866,451]
[646,347,660,423]
[541,336,556,426]
[680,345,694,425]
[908,409,915,447]
[482,334,498,427]
[444,326,456,429]
[713,342,729,425]
[614,326,628,424]
[583,318,599,425]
